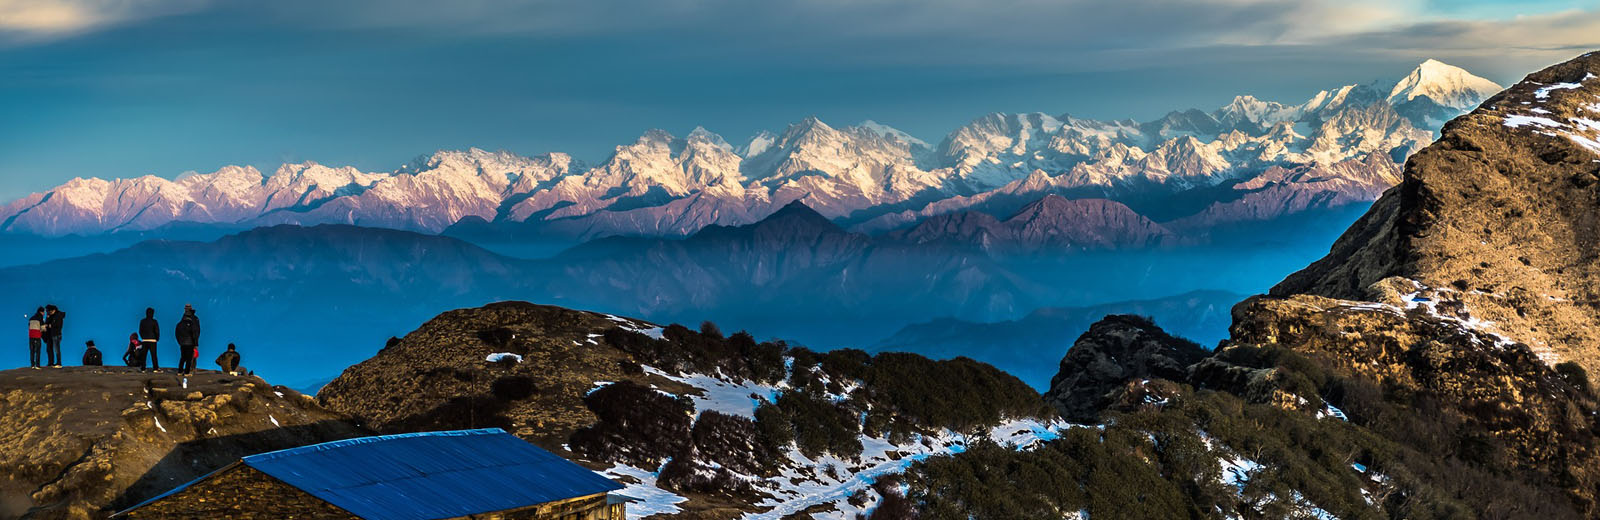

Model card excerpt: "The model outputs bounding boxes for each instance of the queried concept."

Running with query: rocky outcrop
[1033,289,1600,516]
[317,302,650,448]
[0,367,366,520]
[1274,52,1600,383]
[1044,315,1208,422]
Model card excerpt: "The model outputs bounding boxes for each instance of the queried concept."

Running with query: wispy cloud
[230,0,1598,67]
[0,0,208,43]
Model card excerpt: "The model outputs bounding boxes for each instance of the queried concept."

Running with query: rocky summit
[0,367,365,520]
[1044,315,1208,423]
[1276,51,1600,384]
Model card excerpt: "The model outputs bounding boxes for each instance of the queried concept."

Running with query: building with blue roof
[113,428,627,520]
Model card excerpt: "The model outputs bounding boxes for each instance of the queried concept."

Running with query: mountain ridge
[2,61,1499,245]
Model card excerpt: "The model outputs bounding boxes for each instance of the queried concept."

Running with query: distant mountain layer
[1,61,1496,244]
[0,197,1347,383]
[871,290,1244,388]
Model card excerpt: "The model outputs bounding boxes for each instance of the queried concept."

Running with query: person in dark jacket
[43,305,64,368]
[122,333,142,368]
[82,340,102,366]
[175,304,200,375]
[216,343,241,375]
[27,307,43,369]
[138,307,160,371]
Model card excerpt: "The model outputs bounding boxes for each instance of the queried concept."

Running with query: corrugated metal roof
[241,428,623,520]
[117,428,621,520]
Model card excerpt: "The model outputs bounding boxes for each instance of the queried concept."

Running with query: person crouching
[82,340,102,366]
[216,343,241,376]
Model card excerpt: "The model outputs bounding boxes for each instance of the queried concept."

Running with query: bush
[568,381,692,468]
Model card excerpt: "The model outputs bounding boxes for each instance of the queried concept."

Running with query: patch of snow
[1219,453,1263,492]
[605,314,666,339]
[1504,115,1564,128]
[153,417,167,433]
[1535,82,1583,99]
[1316,403,1348,421]
[604,463,687,519]
[987,418,1069,449]
[269,414,280,427]
[642,365,778,418]
[485,352,523,363]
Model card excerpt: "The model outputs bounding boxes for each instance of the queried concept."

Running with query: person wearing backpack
[216,343,241,375]
[175,304,200,376]
[27,307,43,369]
[82,340,102,366]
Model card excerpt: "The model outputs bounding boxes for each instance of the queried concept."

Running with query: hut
[114,428,627,520]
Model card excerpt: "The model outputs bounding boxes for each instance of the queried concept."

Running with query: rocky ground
[317,301,658,448]
[0,367,365,520]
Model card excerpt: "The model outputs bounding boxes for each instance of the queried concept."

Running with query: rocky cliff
[0,368,366,520]
[1275,51,1600,383]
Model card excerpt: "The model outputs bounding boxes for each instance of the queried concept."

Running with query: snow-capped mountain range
[0,61,1501,240]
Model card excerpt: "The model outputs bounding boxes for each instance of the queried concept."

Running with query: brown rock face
[1275,52,1600,379]
[0,368,365,520]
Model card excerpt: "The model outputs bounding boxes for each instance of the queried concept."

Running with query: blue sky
[2,0,1598,201]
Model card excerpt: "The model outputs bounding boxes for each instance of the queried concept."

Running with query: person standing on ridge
[82,340,102,366]
[175,304,200,376]
[216,343,240,375]
[43,305,64,368]
[27,307,43,369]
[139,307,160,372]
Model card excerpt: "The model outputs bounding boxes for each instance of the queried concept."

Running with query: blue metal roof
[119,428,622,520]
[242,428,623,520]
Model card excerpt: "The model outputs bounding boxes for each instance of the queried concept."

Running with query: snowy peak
[1388,59,1503,110]
[854,120,930,149]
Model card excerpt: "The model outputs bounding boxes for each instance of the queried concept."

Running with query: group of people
[25,304,243,375]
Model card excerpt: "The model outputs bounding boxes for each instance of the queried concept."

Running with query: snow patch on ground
[642,365,779,418]
[1504,114,1563,128]
[1536,82,1583,99]
[1316,403,1348,421]
[988,418,1069,449]
[604,463,687,519]
[606,314,665,339]
[485,352,523,363]
[1219,453,1263,492]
